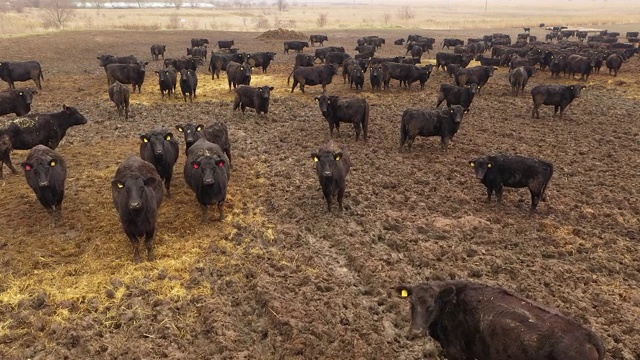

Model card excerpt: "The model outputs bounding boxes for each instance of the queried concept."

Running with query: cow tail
[287,67,296,85]
[39,65,44,81]
[540,162,554,199]
[362,101,370,138]
[399,110,408,147]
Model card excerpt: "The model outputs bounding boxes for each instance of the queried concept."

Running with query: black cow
[446,63,461,78]
[0,106,86,176]
[284,41,309,54]
[315,95,369,141]
[105,61,148,93]
[370,64,383,92]
[369,56,404,66]
[394,38,405,45]
[233,85,273,115]
[311,141,351,212]
[349,66,365,90]
[509,66,536,96]
[566,54,595,80]
[326,52,351,66]
[97,54,138,67]
[167,57,199,72]
[295,53,315,67]
[179,69,198,102]
[454,65,497,94]
[217,40,234,49]
[435,53,473,71]
[474,55,501,67]
[309,35,328,46]
[150,44,166,60]
[208,53,238,80]
[626,31,639,39]
[342,58,367,84]
[140,129,179,197]
[175,122,232,166]
[550,54,568,77]
[606,54,623,76]
[469,154,554,213]
[531,84,584,119]
[0,88,37,117]
[523,26,531,33]
[155,68,177,98]
[112,155,164,263]
[409,46,424,61]
[399,105,467,152]
[355,45,376,55]
[21,145,66,224]
[248,52,276,73]
[108,81,130,120]
[0,61,44,90]
[226,62,251,90]
[576,31,588,41]
[288,64,338,93]
[441,38,464,49]
[191,38,209,47]
[382,62,431,91]
[187,46,207,60]
[436,83,478,109]
[396,280,605,359]
[314,46,345,63]
[184,138,230,223]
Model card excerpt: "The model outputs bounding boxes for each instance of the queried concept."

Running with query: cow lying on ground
[0,88,37,117]
[396,280,605,360]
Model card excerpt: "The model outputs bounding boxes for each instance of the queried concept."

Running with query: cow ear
[143,177,157,187]
[395,285,412,298]
[269,87,274,91]
[175,125,184,132]
[437,286,456,303]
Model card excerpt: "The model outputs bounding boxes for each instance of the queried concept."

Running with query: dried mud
[0,27,639,359]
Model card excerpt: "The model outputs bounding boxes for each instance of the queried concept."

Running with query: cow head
[466,83,478,94]
[0,62,10,78]
[327,63,339,75]
[370,65,382,79]
[395,283,457,337]
[258,86,274,100]
[112,174,157,212]
[448,105,468,123]
[22,154,62,188]
[141,131,173,159]
[13,88,37,116]
[180,69,190,81]
[311,150,343,179]
[190,156,225,186]
[351,66,364,81]
[569,85,584,97]
[469,157,493,179]
[314,95,330,113]
[62,105,88,125]
[137,61,149,72]
[175,123,203,150]
[156,69,174,83]
[268,52,276,60]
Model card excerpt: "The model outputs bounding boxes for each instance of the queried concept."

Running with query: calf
[150,44,166,60]
[309,35,328,46]
[436,83,478,109]
[108,81,130,120]
[179,69,198,102]
[295,53,315,67]
[97,54,138,67]
[248,52,276,73]
[508,66,535,96]
[531,84,584,119]
[0,61,44,90]
[0,88,37,117]
[105,61,148,93]
[396,280,605,359]
[284,41,309,54]
[454,65,497,94]
[155,68,177,98]
[140,129,179,197]
[21,145,66,224]
[311,141,351,212]
[370,64,383,92]
[0,105,87,177]
[315,95,369,141]
[288,64,338,93]
[349,65,365,90]
[217,40,234,49]
[469,154,554,213]
[394,38,405,45]
[233,85,274,115]
[226,62,251,90]
[400,105,467,152]
[175,122,232,166]
[605,54,623,76]
[112,155,164,263]
[184,138,230,223]
[191,38,209,47]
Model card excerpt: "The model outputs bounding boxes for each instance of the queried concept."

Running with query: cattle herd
[1,26,639,358]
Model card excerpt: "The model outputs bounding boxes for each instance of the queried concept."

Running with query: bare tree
[397,5,414,20]
[277,0,287,11]
[316,12,327,27]
[42,0,75,30]
[382,12,391,25]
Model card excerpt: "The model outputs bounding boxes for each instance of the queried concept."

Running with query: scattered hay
[256,28,307,40]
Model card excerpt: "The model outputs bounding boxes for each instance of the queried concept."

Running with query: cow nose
[407,328,426,340]
[129,201,141,210]
[38,181,49,187]
[154,150,163,155]
[203,178,215,185]
[322,171,332,177]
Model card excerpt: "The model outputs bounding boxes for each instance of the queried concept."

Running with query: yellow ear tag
[50,160,56,167]
[470,162,475,167]
[487,163,492,168]
[313,157,319,162]
[335,156,341,161]
[177,127,183,132]
[143,138,149,143]
[196,127,203,132]
[401,289,408,298]
[165,135,171,141]
[19,92,23,95]
[117,182,124,188]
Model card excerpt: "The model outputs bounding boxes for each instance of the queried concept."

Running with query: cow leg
[291,79,298,93]
[217,201,225,221]
[3,155,17,175]
[553,105,560,117]
[440,136,449,151]
[529,190,541,214]
[126,232,142,263]
[354,122,361,141]
[34,78,42,90]
[335,122,341,137]
[323,190,333,212]
[531,104,538,119]
[337,187,345,212]
[486,186,493,202]
[495,185,504,204]
[200,204,209,224]
[193,88,197,99]
[145,229,155,261]
[329,122,335,138]
[165,175,172,198]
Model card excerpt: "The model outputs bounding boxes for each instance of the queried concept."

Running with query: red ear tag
[193,163,200,169]
[25,165,32,171]
[217,161,225,167]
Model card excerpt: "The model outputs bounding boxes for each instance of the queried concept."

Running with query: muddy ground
[0,26,639,359]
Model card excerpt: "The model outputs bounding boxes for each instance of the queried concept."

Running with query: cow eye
[50,160,56,167]
[165,135,171,141]
[117,182,124,188]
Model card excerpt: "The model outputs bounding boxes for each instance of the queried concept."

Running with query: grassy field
[1,0,640,36]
